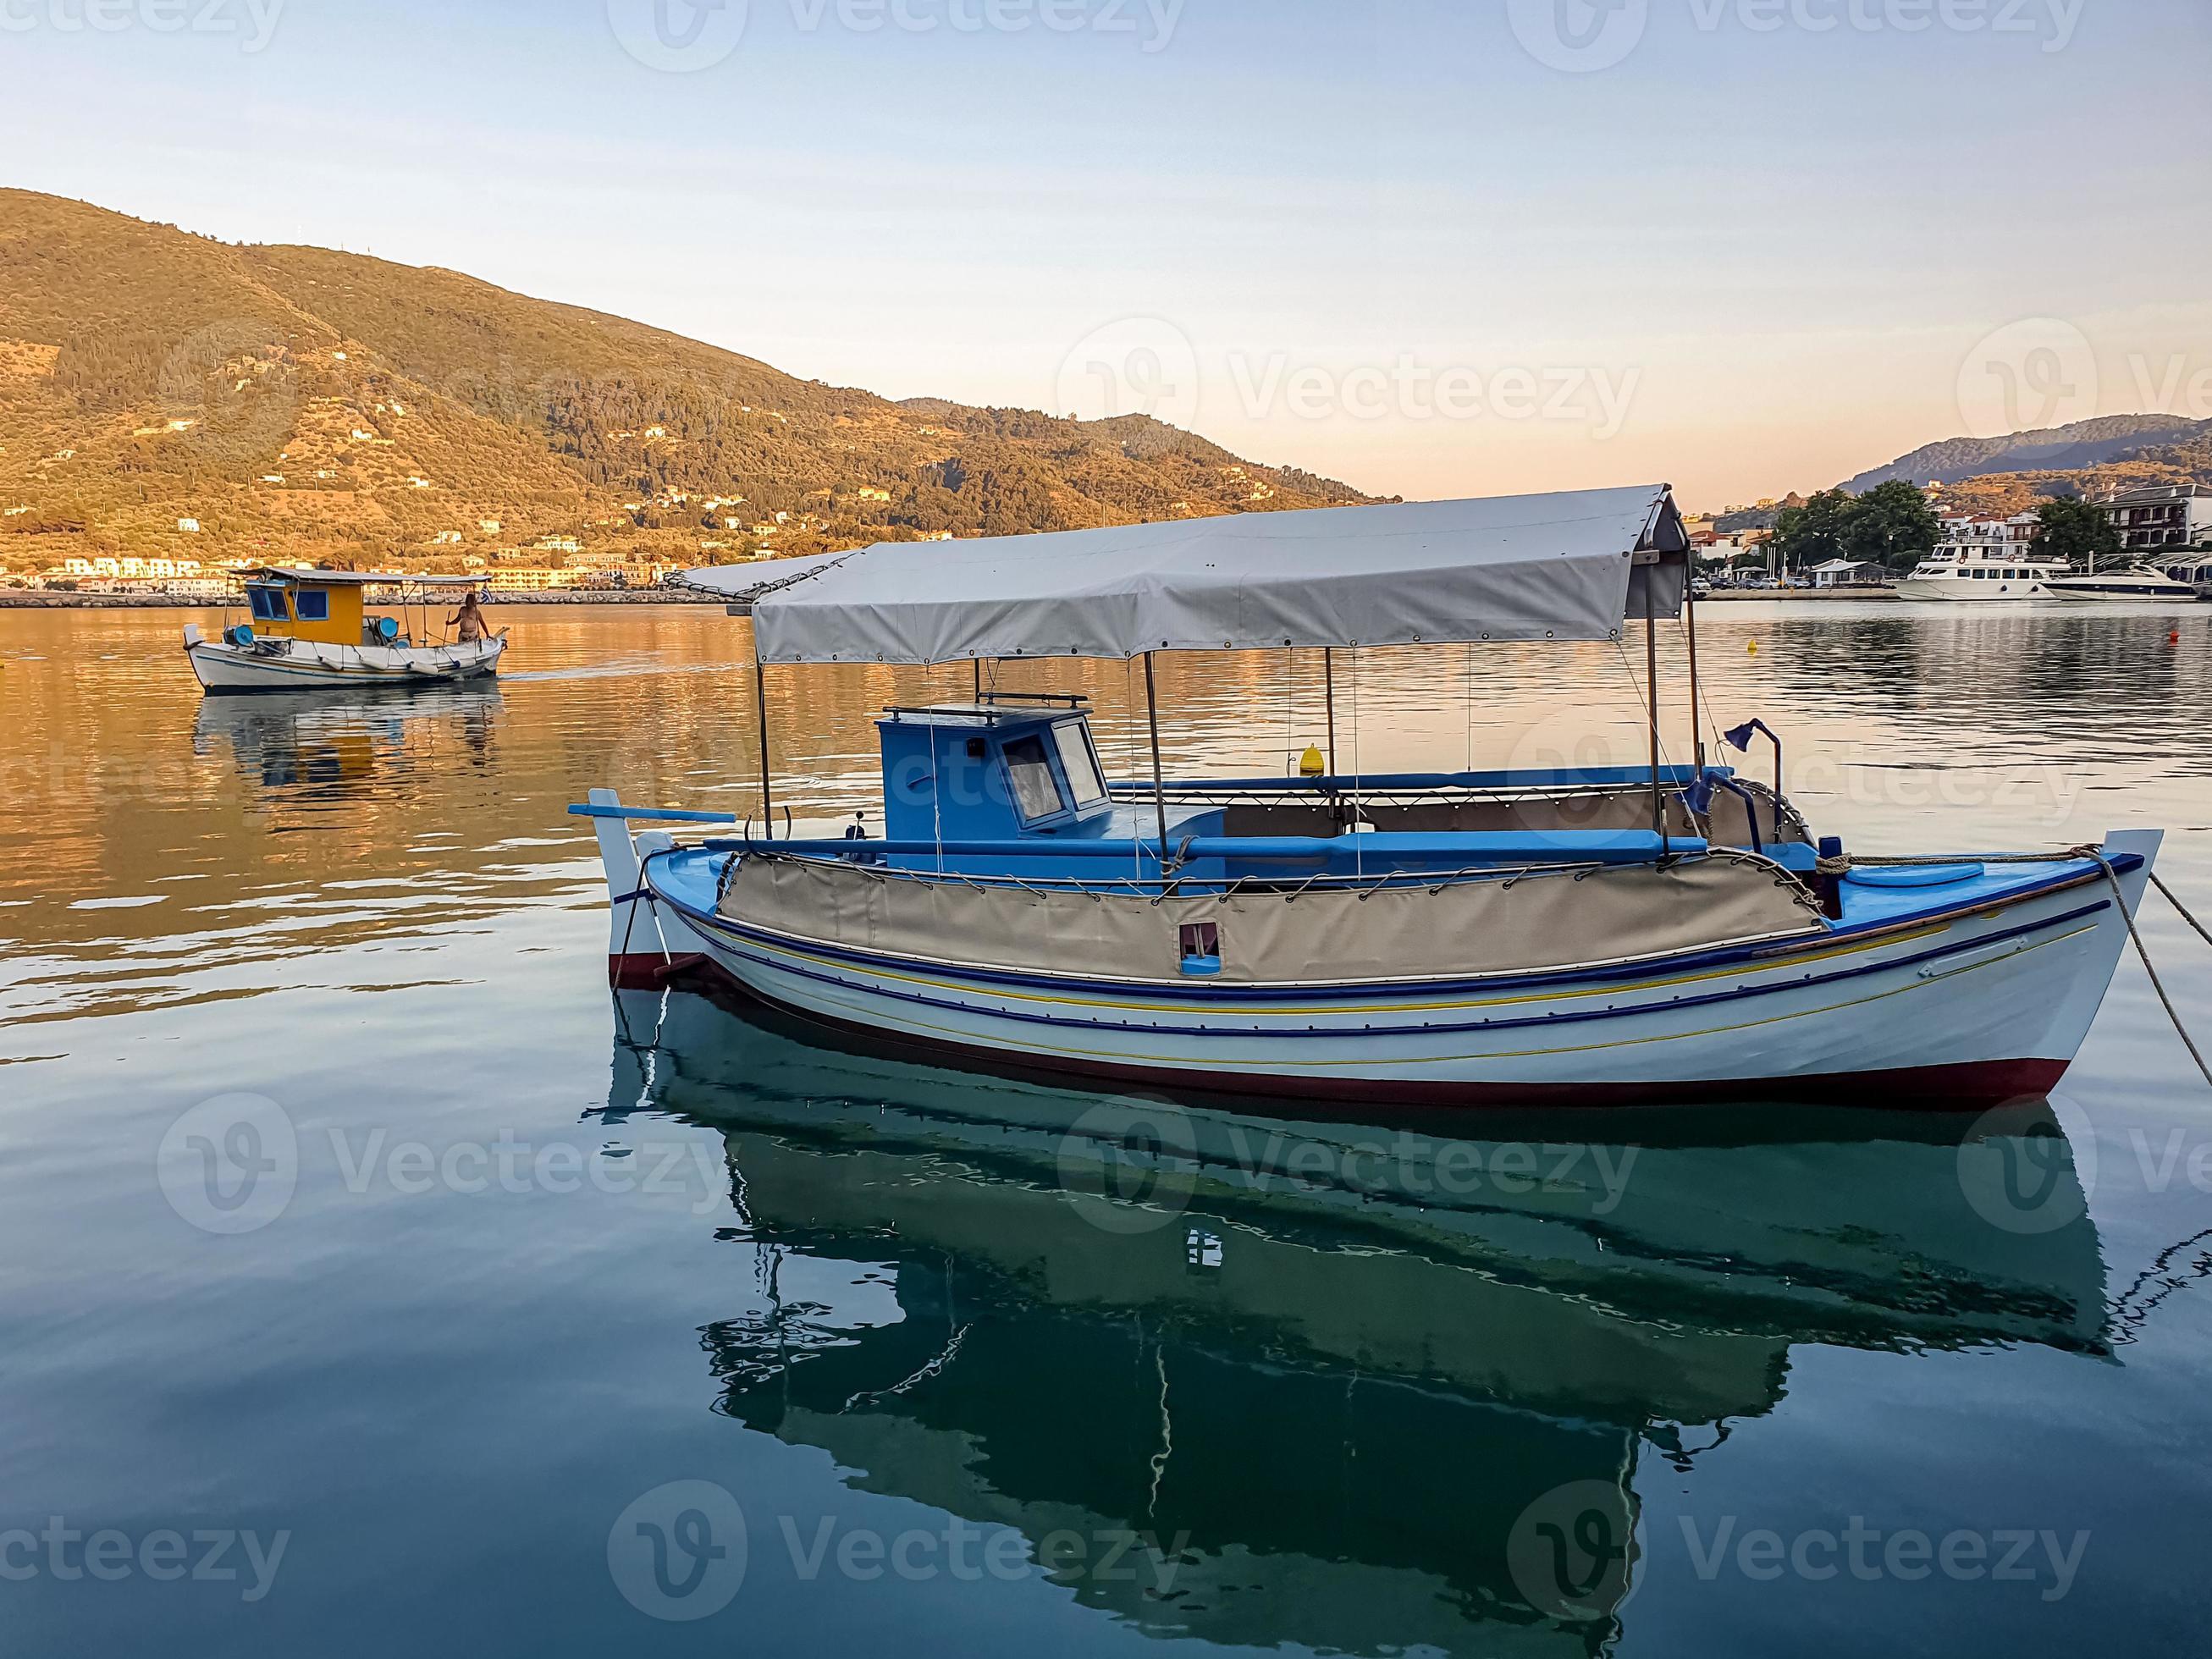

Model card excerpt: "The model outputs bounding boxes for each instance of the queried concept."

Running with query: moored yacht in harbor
[1896,546,2068,601]
[2044,564,2203,602]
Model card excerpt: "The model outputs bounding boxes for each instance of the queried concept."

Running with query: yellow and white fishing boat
[181,568,505,694]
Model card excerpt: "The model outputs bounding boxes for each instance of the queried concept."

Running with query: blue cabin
[877,697,1117,850]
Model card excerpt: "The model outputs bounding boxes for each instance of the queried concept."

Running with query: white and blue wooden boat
[576,487,2160,1111]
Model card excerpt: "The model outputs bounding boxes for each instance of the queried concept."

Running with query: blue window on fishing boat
[246,585,290,622]
[1051,721,1107,807]
[1001,734,1066,822]
[295,588,330,622]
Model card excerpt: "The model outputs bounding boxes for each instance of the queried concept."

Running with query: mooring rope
[2091,852,2212,1091]
[2151,872,2212,951]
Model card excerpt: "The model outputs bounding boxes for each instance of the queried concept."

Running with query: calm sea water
[3,602,2210,1656]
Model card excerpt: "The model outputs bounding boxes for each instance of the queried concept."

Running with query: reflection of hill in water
[608,989,2110,1656]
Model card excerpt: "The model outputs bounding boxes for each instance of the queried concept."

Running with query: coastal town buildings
[2098,485,2212,554]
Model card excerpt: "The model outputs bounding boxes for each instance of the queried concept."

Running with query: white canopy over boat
[682,487,1688,665]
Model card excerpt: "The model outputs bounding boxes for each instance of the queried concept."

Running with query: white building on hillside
[2098,485,2212,554]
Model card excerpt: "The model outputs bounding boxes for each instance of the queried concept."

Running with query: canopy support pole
[754,651,775,837]
[1323,648,1338,774]
[1144,653,1171,876]
[1644,584,1667,856]
[973,659,982,701]
[1685,578,1707,773]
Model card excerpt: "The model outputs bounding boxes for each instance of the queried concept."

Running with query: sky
[3,0,2209,510]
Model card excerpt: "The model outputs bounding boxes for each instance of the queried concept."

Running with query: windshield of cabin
[1001,735,1065,821]
[1051,722,1107,807]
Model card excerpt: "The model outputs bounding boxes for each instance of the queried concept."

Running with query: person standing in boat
[448,591,499,644]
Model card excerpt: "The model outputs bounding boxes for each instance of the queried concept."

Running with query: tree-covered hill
[0,190,1372,572]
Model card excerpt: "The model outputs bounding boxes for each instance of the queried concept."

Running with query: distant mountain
[0,191,1373,573]
[1840,414,2212,495]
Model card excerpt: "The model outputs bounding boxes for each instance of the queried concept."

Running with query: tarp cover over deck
[692,486,1689,665]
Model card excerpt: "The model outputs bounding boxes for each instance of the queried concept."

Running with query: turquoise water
[3,603,2210,1655]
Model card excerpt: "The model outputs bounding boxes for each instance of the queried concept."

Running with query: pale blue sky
[4,0,2208,506]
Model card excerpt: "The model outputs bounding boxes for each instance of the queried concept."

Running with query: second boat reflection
[603,985,2104,1653]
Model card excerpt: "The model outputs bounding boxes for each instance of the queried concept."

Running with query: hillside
[0,191,1374,574]
[1838,413,2212,509]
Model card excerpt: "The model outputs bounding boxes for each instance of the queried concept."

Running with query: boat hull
[623,833,2158,1111]
[184,629,505,692]
[1893,577,2054,603]
[2043,579,2200,603]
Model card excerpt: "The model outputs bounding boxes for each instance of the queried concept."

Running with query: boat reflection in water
[606,987,2107,1654]
[192,686,501,798]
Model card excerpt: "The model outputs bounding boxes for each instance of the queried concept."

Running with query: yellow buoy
[1299,745,1327,778]
[1747,640,1760,656]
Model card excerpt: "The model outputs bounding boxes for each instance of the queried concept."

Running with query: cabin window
[1001,735,1066,821]
[1052,721,1107,807]
[295,588,330,622]
[247,586,289,621]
